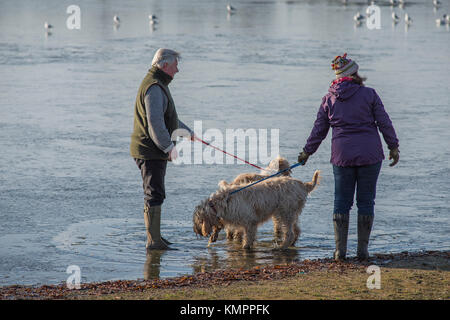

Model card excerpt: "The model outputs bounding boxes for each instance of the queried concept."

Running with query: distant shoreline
[1,250,448,300]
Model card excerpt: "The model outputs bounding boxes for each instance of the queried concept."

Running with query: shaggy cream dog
[193,170,320,249]
[218,156,292,241]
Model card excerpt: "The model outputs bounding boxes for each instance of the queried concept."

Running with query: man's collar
[149,66,173,86]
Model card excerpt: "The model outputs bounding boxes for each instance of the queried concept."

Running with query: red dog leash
[194,137,264,171]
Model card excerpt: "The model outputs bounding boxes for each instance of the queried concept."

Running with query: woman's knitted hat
[331,53,359,78]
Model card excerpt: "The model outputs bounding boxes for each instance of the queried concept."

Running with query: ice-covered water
[0,0,449,286]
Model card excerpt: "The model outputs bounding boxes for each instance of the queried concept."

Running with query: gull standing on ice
[404,13,412,25]
[354,12,365,22]
[113,15,120,24]
[436,14,447,25]
[149,14,158,25]
[392,12,400,23]
[44,22,53,37]
[227,4,236,13]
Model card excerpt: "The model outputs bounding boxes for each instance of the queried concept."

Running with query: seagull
[390,0,398,6]
[404,13,412,25]
[354,12,365,22]
[392,12,400,23]
[436,14,448,25]
[113,15,120,24]
[148,14,158,25]
[433,0,441,7]
[436,17,445,25]
[44,22,53,30]
[227,4,236,13]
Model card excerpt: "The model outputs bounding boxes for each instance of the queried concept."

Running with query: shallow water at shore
[0,0,449,286]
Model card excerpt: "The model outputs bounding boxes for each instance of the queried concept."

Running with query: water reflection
[143,250,165,280]
[405,23,411,32]
[190,240,300,276]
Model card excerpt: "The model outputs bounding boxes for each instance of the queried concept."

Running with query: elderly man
[130,48,193,250]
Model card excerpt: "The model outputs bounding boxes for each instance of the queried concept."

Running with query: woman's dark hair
[350,72,366,86]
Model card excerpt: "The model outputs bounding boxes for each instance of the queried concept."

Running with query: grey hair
[151,48,180,68]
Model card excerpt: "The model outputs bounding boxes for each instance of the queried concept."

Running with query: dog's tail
[305,170,321,193]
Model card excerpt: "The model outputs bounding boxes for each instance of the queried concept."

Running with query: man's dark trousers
[135,159,167,207]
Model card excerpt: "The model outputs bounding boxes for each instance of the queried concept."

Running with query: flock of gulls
[113,13,158,30]
[350,0,449,28]
[43,1,450,35]
[43,3,237,35]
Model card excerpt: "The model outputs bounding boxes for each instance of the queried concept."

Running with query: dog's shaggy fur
[220,156,291,188]
[218,156,292,242]
[193,170,320,249]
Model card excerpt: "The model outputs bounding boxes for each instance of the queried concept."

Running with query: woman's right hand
[298,151,310,165]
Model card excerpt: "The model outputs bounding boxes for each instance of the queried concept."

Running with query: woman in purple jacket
[298,53,400,261]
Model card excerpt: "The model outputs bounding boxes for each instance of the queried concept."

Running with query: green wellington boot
[143,205,171,250]
[333,213,349,261]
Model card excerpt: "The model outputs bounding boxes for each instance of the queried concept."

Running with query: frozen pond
[0,0,449,286]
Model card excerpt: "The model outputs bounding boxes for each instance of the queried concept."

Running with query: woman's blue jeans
[333,162,382,216]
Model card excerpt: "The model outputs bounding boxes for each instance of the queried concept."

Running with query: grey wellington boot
[357,214,374,261]
[143,205,170,250]
[333,213,349,261]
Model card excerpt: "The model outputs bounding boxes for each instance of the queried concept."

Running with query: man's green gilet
[130,67,179,160]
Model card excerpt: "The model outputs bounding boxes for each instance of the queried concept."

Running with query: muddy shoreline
[1,250,448,300]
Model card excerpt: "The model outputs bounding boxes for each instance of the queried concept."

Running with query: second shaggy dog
[218,156,292,241]
[220,156,291,188]
[193,170,320,249]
